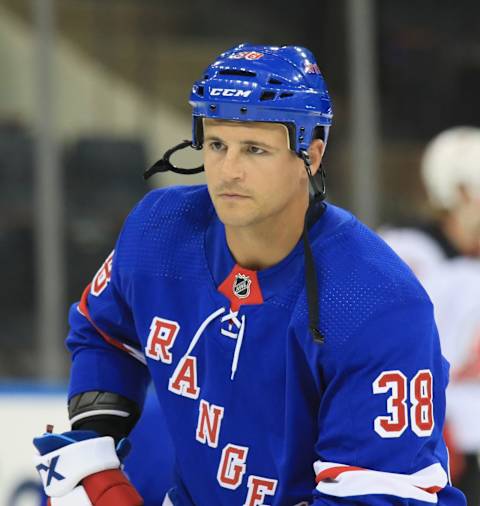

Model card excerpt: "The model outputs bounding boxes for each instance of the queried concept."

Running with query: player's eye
[247,145,266,155]
[208,141,225,152]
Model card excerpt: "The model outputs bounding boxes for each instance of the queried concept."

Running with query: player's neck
[225,199,308,271]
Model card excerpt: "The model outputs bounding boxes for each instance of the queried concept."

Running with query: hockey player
[380,127,480,276]
[381,127,480,505]
[34,44,466,505]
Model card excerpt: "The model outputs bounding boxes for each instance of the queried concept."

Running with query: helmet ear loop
[144,140,204,180]
[299,150,326,201]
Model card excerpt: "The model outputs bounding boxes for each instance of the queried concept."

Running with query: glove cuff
[34,436,120,497]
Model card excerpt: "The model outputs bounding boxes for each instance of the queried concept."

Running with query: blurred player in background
[381,126,480,505]
[381,127,480,271]
[34,44,465,505]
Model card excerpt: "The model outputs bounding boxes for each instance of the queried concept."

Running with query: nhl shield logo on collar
[233,273,251,299]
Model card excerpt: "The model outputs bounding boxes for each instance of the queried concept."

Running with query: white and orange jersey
[378,226,447,280]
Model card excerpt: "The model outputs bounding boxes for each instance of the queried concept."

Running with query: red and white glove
[33,427,143,506]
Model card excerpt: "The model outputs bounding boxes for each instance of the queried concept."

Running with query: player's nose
[219,148,245,181]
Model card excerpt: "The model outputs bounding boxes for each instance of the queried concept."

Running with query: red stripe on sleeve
[315,464,445,496]
[78,283,137,357]
[419,485,443,494]
[316,466,364,483]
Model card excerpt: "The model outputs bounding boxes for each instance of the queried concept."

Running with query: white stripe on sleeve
[314,460,448,504]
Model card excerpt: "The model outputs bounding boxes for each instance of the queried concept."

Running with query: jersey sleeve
[66,201,150,408]
[311,298,465,505]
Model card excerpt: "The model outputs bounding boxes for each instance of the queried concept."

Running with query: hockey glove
[33,427,143,506]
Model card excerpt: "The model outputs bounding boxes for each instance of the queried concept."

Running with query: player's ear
[308,139,325,176]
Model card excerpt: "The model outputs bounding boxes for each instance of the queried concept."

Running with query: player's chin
[215,206,257,228]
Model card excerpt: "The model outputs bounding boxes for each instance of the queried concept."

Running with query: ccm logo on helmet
[210,88,252,98]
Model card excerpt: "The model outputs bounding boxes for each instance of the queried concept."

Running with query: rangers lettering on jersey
[217,444,249,490]
[196,400,224,448]
[245,475,278,506]
[168,356,200,399]
[145,317,180,363]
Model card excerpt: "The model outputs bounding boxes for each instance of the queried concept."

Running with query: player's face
[203,119,311,229]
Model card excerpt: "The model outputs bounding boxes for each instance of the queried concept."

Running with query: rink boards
[0,383,69,506]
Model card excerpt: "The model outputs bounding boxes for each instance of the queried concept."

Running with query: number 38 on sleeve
[372,369,434,438]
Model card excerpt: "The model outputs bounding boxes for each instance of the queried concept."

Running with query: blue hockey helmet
[190,43,333,154]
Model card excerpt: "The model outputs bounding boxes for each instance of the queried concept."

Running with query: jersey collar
[205,200,328,307]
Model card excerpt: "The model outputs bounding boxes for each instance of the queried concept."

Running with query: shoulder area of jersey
[130,184,212,221]
[310,210,431,304]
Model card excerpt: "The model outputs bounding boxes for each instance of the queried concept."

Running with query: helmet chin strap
[299,150,326,201]
[299,149,327,344]
[302,207,325,344]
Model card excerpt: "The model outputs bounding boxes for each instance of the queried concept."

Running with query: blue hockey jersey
[66,185,465,505]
